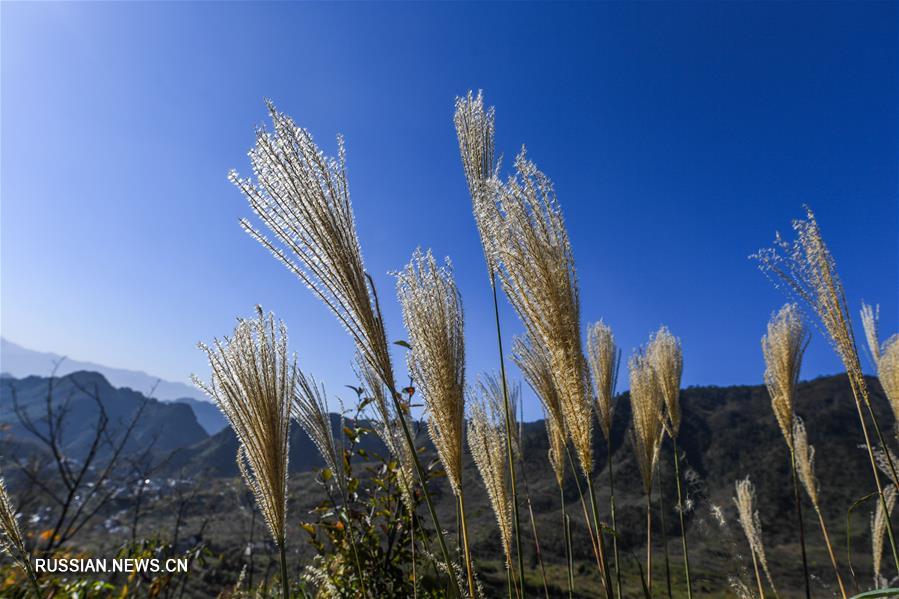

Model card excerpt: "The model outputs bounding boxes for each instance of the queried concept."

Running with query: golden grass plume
[0,477,27,569]
[734,477,776,596]
[861,302,899,423]
[647,326,683,437]
[587,320,620,440]
[481,149,593,475]
[231,103,395,391]
[513,333,567,486]
[762,304,809,449]
[454,90,497,272]
[629,351,664,494]
[293,371,345,494]
[467,394,514,571]
[396,248,466,496]
[194,306,294,547]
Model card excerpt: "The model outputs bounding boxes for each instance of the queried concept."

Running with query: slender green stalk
[565,446,603,580]
[411,515,418,599]
[750,546,766,599]
[671,437,693,599]
[25,562,42,599]
[645,484,654,596]
[489,270,525,591]
[560,485,574,599]
[607,439,622,599]
[786,443,811,599]
[844,371,899,574]
[517,444,550,599]
[279,542,290,599]
[459,494,477,598]
[657,464,672,599]
[387,380,461,597]
[586,476,614,598]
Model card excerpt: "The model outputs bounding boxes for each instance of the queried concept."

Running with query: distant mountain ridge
[0,371,209,461]
[0,337,206,403]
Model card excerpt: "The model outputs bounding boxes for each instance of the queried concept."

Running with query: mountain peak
[0,336,208,403]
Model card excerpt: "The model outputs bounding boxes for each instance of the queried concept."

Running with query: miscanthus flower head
[762,304,809,449]
[481,149,593,475]
[588,320,620,441]
[194,306,294,548]
[396,249,466,496]
[231,103,395,391]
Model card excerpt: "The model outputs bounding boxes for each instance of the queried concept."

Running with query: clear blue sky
[2,2,896,420]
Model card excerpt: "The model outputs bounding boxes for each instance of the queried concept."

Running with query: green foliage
[298,407,445,598]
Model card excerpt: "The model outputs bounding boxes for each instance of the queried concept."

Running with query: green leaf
[393,340,412,349]
[849,590,899,599]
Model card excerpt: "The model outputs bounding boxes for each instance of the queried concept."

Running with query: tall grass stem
[607,439,623,599]
[671,437,693,599]
[489,270,525,591]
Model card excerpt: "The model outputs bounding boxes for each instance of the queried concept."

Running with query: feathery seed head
[513,334,565,438]
[860,302,899,422]
[861,302,882,364]
[734,477,776,594]
[762,304,809,449]
[546,407,567,487]
[478,372,521,459]
[467,394,514,571]
[485,149,593,475]
[647,326,683,437]
[396,248,466,496]
[587,320,620,440]
[752,207,862,380]
[629,350,665,494]
[454,90,498,272]
[293,372,345,495]
[873,485,897,586]
[193,307,294,547]
[792,418,819,507]
[513,334,568,484]
[880,336,899,422]
[232,104,395,392]
[0,478,28,567]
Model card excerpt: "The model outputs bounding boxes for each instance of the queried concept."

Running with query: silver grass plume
[230,103,395,391]
[792,418,819,507]
[754,207,899,573]
[762,304,809,449]
[454,90,497,272]
[396,249,466,497]
[734,477,777,596]
[467,395,514,571]
[752,207,866,400]
[482,149,594,475]
[629,351,665,494]
[873,486,898,588]
[861,302,899,424]
[479,372,522,459]
[862,303,883,364]
[193,307,294,548]
[647,326,683,437]
[546,408,567,488]
[0,477,28,570]
[881,339,899,424]
[293,372,345,495]
[357,356,416,511]
[587,320,620,440]
[513,333,566,485]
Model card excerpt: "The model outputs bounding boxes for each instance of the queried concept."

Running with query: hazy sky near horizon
[2,2,896,419]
